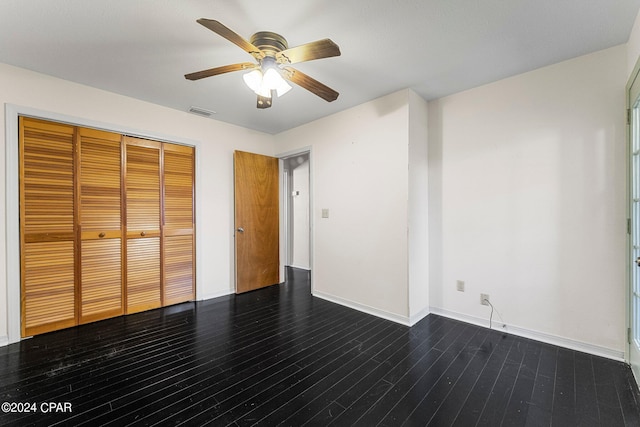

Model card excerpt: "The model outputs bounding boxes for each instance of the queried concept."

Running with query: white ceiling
[1,0,638,134]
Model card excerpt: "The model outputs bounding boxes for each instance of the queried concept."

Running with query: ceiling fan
[185,19,341,109]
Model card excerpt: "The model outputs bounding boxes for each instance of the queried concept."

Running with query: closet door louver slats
[20,118,77,336]
[78,128,124,323]
[163,144,195,305]
[124,137,162,313]
[19,118,195,336]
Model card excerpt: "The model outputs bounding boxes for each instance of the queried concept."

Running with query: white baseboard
[429,306,624,362]
[409,306,431,326]
[313,291,411,326]
[0,289,234,348]
[199,289,234,301]
[307,291,624,361]
[2,287,622,363]
[287,265,310,271]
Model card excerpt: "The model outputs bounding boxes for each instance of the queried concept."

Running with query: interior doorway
[280,151,311,282]
[628,59,640,380]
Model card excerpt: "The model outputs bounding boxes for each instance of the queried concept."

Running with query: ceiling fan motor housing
[250,32,288,56]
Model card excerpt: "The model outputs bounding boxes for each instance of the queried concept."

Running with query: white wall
[275,90,411,322]
[408,91,430,323]
[428,45,627,357]
[291,157,310,269]
[628,10,640,78]
[0,63,274,344]
[2,40,630,359]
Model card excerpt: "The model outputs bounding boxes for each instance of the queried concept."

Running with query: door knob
[140,231,146,236]
[637,256,640,267]
[237,227,244,233]
[98,232,105,238]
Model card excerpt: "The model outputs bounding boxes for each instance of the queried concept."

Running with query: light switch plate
[321,208,329,218]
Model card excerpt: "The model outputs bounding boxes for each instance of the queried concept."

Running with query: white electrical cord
[482,298,505,330]
[483,298,494,329]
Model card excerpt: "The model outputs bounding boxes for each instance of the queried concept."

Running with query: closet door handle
[98,232,106,238]
[140,231,146,236]
[237,227,244,233]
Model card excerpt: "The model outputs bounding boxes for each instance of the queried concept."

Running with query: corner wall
[275,90,412,322]
[408,90,430,323]
[428,45,627,358]
[0,63,274,344]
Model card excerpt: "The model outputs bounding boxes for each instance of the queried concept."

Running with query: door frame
[277,146,313,289]
[627,55,640,379]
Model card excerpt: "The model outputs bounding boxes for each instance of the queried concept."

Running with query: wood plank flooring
[1,267,639,426]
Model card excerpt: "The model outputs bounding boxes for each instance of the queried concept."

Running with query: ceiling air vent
[188,106,216,118]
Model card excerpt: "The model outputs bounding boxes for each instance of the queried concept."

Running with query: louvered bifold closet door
[20,118,77,337]
[78,128,124,323]
[163,144,195,305]
[124,136,162,313]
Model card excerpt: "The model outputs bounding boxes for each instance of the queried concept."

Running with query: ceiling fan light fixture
[262,67,291,97]
[264,68,291,97]
[245,66,291,99]
[275,80,292,97]
[262,68,281,88]
[242,69,263,92]
[255,84,272,98]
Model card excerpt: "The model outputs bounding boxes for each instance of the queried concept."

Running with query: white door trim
[276,146,313,289]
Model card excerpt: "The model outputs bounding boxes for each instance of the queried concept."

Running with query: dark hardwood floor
[1,267,640,426]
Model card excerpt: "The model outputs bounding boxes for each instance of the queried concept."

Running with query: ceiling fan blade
[196,19,265,60]
[283,67,339,102]
[276,39,341,65]
[185,62,256,81]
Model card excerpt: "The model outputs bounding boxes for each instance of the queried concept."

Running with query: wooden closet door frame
[8,107,199,343]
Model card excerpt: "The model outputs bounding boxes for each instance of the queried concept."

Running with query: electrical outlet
[456,280,465,292]
[480,293,490,305]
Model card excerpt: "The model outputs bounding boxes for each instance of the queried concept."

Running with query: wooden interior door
[77,127,124,323]
[234,151,279,293]
[124,136,162,313]
[20,118,77,337]
[163,143,195,305]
